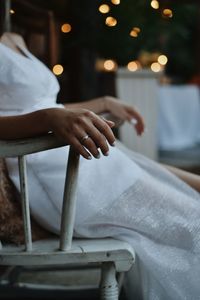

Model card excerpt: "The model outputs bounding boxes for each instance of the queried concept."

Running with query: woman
[1,32,200,300]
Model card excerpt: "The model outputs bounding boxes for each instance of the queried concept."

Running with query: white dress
[1,42,200,300]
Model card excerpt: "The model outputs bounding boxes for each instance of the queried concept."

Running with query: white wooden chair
[0,133,135,300]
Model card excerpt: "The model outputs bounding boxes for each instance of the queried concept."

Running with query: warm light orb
[133,27,141,33]
[130,27,141,38]
[53,64,64,76]
[158,55,168,65]
[130,30,138,38]
[151,0,159,9]
[104,60,117,71]
[163,8,173,18]
[127,61,139,72]
[99,4,110,14]
[61,23,72,33]
[105,16,117,27]
[10,9,15,14]
[111,0,120,5]
[151,62,161,72]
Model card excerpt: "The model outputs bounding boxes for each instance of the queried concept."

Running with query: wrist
[102,96,111,112]
[40,108,59,132]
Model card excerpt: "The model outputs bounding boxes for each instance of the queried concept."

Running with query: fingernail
[111,141,116,147]
[130,118,138,125]
[87,155,92,160]
[95,153,101,159]
[104,151,109,156]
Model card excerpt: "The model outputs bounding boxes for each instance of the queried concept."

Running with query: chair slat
[18,156,32,251]
[59,147,80,251]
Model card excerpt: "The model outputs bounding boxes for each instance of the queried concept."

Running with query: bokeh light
[105,16,117,27]
[151,62,161,72]
[151,0,159,9]
[111,0,120,5]
[61,23,72,33]
[99,4,110,14]
[163,8,173,18]
[53,64,64,76]
[130,27,141,38]
[130,31,138,38]
[127,61,140,72]
[158,55,168,65]
[133,27,141,33]
[104,59,117,71]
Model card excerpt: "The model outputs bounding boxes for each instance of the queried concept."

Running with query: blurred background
[18,0,200,98]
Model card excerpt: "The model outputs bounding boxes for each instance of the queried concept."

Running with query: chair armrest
[0,133,67,158]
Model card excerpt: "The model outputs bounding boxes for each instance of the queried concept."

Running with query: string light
[158,55,168,65]
[151,0,159,9]
[99,4,110,14]
[130,27,141,38]
[53,64,64,76]
[130,30,138,38]
[10,9,15,14]
[162,8,173,18]
[61,23,72,33]
[127,61,140,72]
[105,16,117,27]
[151,62,161,72]
[133,27,141,33]
[111,0,120,5]
[104,60,117,71]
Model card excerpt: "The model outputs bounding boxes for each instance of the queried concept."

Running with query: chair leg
[100,262,119,300]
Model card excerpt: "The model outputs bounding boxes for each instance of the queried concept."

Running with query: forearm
[163,164,200,193]
[64,97,107,114]
[0,109,53,140]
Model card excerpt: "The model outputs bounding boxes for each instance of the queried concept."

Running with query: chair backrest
[0,134,80,252]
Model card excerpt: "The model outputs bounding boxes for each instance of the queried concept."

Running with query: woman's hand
[104,96,145,136]
[45,108,115,160]
[64,96,145,135]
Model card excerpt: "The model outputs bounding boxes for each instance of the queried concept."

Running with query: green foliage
[95,1,198,80]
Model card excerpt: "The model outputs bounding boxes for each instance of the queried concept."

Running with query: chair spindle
[59,146,80,251]
[18,155,32,251]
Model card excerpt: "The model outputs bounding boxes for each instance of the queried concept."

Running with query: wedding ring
[81,134,90,144]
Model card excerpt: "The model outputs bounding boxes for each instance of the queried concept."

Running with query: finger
[68,136,93,160]
[123,111,143,136]
[126,107,144,124]
[93,117,116,147]
[78,133,101,159]
[101,117,115,128]
[87,126,110,156]
[126,108,145,135]
[53,126,93,159]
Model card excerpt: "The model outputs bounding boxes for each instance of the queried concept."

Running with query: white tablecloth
[158,85,200,150]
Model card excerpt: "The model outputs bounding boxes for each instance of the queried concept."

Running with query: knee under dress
[1,42,200,300]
